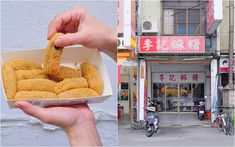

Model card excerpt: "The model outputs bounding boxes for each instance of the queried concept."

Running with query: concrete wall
[220,0,235,52]
[1,1,117,146]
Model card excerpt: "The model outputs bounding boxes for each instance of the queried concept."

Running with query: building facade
[135,0,234,123]
[118,0,234,124]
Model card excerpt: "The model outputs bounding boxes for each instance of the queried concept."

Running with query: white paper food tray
[1,47,113,108]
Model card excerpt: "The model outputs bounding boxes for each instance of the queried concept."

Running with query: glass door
[179,83,192,112]
[153,83,166,112]
[165,83,178,112]
[192,83,204,112]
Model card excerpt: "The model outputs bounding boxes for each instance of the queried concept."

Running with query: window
[188,9,200,34]
[163,9,174,34]
[162,1,206,35]
[221,73,235,87]
[175,9,186,34]
[121,82,128,89]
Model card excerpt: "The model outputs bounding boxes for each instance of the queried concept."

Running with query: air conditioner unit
[141,18,158,33]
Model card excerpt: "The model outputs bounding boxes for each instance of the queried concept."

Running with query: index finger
[47,10,73,40]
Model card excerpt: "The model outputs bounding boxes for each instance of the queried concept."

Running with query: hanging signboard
[139,36,205,53]
[152,72,205,83]
[219,57,235,73]
[206,0,222,34]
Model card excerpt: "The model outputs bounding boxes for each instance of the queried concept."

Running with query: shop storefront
[149,62,210,113]
[118,60,137,121]
[117,0,137,122]
[136,35,215,121]
[219,57,235,87]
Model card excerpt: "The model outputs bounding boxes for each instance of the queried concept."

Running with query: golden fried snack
[58,88,98,98]
[16,70,48,80]
[80,63,103,95]
[6,58,41,71]
[15,91,57,99]
[49,66,81,82]
[54,77,88,94]
[2,64,17,99]
[43,33,64,75]
[17,79,56,92]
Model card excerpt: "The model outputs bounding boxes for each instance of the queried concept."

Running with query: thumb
[14,101,50,123]
[54,33,84,47]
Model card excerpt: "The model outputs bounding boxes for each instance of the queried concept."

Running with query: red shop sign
[139,36,205,53]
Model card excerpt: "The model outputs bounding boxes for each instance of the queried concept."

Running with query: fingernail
[54,38,63,47]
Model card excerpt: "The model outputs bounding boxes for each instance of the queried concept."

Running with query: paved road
[118,126,235,146]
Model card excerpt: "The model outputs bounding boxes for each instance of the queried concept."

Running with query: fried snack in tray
[80,63,103,95]
[43,33,63,75]
[15,91,57,99]
[16,70,48,80]
[2,64,17,99]
[54,77,88,94]
[58,88,98,98]
[17,79,56,92]
[6,58,42,71]
[49,66,81,82]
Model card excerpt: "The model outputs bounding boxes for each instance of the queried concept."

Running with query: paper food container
[1,47,113,108]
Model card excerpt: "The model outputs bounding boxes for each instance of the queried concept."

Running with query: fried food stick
[49,66,81,82]
[2,64,17,99]
[17,79,56,92]
[15,91,57,99]
[54,77,88,94]
[43,33,63,75]
[6,58,42,71]
[80,63,103,95]
[58,88,98,98]
[16,70,48,80]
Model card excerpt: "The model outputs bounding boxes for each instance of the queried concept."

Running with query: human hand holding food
[3,6,113,146]
[14,101,102,146]
[48,6,116,60]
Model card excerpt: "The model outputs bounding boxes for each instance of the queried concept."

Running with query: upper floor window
[162,0,206,35]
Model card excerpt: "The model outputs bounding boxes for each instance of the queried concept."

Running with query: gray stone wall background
[1,1,117,146]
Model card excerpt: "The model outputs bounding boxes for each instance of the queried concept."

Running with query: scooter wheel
[146,125,154,137]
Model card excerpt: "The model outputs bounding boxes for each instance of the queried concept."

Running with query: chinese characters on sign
[153,73,205,83]
[139,36,205,53]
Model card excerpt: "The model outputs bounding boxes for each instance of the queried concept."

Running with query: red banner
[139,36,205,53]
[207,0,214,33]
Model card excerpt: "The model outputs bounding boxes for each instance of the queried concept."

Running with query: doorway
[152,83,204,112]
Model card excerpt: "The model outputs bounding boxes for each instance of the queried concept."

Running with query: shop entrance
[153,82,204,113]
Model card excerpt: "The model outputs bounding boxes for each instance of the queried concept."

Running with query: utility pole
[228,0,234,87]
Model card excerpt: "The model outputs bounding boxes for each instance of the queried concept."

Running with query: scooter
[145,97,160,137]
[197,100,205,120]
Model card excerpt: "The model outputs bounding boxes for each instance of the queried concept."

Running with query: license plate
[199,111,204,114]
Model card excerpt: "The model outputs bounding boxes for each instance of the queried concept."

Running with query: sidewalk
[118,113,234,146]
[118,113,211,128]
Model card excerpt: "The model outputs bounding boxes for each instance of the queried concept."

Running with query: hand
[48,6,116,60]
[15,101,102,146]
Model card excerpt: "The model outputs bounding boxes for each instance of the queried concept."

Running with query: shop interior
[118,60,137,122]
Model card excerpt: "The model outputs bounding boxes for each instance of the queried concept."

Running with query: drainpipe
[228,0,234,87]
